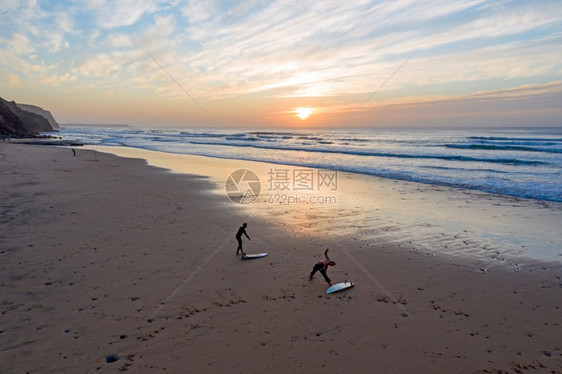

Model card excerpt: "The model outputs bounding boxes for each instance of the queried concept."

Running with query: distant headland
[61,123,131,128]
[0,96,58,138]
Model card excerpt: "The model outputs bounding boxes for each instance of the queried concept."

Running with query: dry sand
[1,143,560,373]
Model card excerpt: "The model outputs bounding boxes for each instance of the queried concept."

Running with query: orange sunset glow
[1,1,561,127]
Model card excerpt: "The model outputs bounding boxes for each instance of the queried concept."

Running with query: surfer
[309,248,335,285]
[235,222,250,256]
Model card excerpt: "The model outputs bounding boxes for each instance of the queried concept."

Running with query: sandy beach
[1,143,561,373]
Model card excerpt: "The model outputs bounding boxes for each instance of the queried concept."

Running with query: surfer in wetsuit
[309,248,335,286]
[236,222,250,256]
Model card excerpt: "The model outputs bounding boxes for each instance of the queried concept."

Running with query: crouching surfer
[309,248,335,286]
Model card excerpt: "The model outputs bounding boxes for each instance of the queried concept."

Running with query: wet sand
[94,145,562,266]
[1,143,560,373]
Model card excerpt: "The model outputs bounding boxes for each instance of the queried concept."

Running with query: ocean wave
[445,144,562,153]
[469,136,562,142]
[248,131,301,137]
[335,137,371,143]
[474,140,558,146]
[186,140,551,166]
[133,144,561,202]
[178,132,223,138]
[59,127,562,202]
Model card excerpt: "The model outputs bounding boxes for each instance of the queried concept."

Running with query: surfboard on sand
[326,281,355,294]
[242,253,268,260]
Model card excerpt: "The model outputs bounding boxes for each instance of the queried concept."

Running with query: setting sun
[295,107,314,120]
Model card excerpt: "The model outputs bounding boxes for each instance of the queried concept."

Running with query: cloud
[0,0,46,22]
[382,82,562,126]
[105,33,134,48]
[0,0,20,12]
[470,81,562,100]
[40,30,70,53]
[2,33,35,55]
[338,81,562,120]
[136,14,176,54]
[171,1,492,97]
[181,0,217,24]
[79,54,121,76]
[0,3,75,55]
[6,73,24,87]
[55,10,75,33]
[83,0,159,29]
[40,73,76,86]
[1,0,561,127]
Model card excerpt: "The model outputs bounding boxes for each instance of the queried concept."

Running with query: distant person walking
[236,222,250,255]
[309,248,335,285]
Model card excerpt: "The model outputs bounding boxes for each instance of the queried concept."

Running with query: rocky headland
[0,97,57,138]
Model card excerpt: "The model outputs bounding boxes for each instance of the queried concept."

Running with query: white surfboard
[326,281,355,294]
[242,253,268,260]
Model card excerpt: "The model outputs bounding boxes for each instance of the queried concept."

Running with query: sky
[1,0,562,128]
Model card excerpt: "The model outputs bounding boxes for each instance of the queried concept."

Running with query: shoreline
[1,143,560,373]
[89,145,562,268]
[56,125,562,204]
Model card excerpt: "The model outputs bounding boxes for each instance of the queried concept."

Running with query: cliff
[0,99,27,137]
[16,103,60,129]
[0,97,55,137]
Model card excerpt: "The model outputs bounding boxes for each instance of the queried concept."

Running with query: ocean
[59,126,561,202]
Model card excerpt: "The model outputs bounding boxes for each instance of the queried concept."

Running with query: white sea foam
[59,126,562,202]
